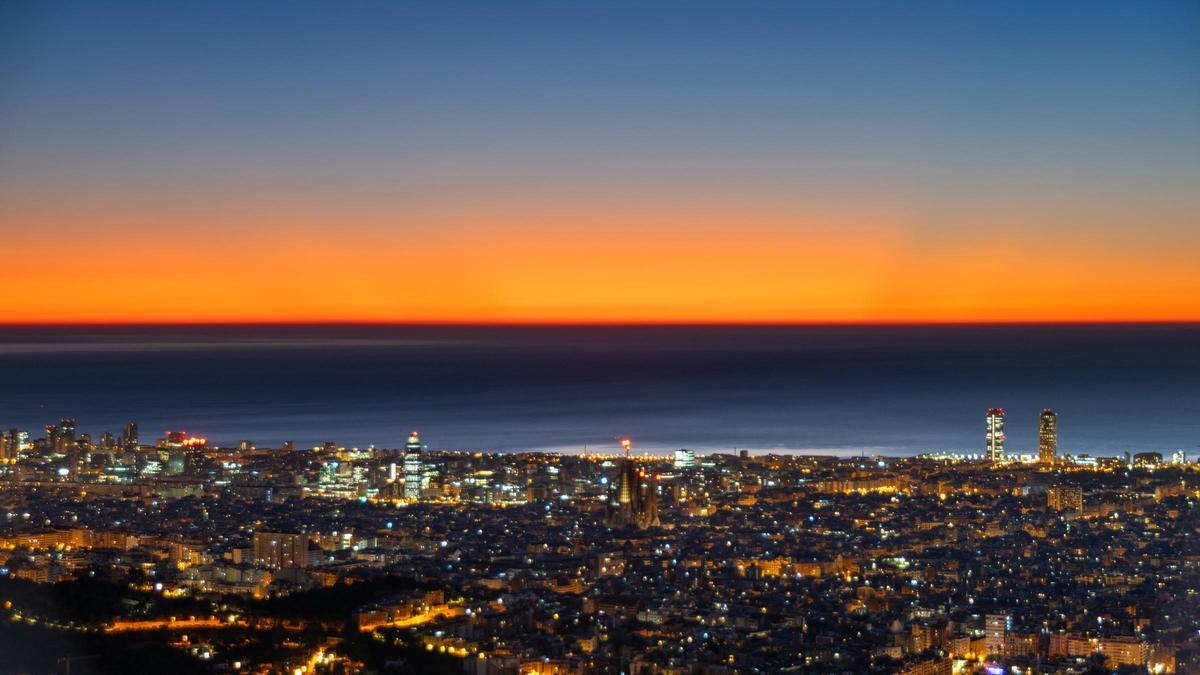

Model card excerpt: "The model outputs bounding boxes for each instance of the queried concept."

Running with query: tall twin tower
[985,408,1058,463]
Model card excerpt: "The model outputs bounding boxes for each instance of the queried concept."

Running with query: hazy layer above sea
[1,324,1196,457]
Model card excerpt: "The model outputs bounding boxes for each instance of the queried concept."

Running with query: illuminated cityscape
[2,0,1198,673]
[2,410,1199,674]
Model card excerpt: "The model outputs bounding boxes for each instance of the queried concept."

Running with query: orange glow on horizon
[4,198,1200,325]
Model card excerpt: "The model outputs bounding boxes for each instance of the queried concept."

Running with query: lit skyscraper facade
[1038,408,1058,464]
[985,408,1006,462]
[673,448,696,470]
[403,430,423,500]
[121,421,138,452]
[0,430,16,462]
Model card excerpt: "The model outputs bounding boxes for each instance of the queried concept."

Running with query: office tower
[45,418,77,453]
[252,531,315,569]
[166,450,188,475]
[673,448,696,470]
[1047,485,1083,511]
[281,440,295,454]
[1132,452,1162,469]
[57,418,77,442]
[238,440,254,453]
[0,429,23,461]
[985,408,1006,462]
[46,420,76,451]
[121,421,139,451]
[8,430,28,457]
[0,430,12,462]
[1038,409,1058,464]
[403,431,423,500]
[422,462,439,496]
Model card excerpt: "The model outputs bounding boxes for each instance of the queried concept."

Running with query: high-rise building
[5,429,29,460]
[403,431,423,500]
[252,531,315,569]
[985,408,1006,462]
[1047,485,1083,511]
[1038,408,1057,464]
[57,418,77,442]
[673,448,696,470]
[985,613,1011,656]
[0,430,14,462]
[121,421,139,452]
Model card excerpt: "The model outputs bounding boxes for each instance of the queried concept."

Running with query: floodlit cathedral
[606,438,660,529]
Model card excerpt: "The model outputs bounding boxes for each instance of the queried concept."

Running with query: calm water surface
[0,325,1197,456]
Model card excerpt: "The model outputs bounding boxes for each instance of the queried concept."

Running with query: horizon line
[2,319,1200,328]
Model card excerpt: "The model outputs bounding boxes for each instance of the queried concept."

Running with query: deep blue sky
[4,1,1197,190]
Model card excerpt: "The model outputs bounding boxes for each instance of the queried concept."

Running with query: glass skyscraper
[985,408,1006,462]
[403,430,423,500]
[1038,408,1058,464]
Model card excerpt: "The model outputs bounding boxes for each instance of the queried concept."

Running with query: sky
[1,1,1198,323]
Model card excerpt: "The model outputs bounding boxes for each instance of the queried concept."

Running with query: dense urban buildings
[1,412,1199,675]
[4,2,1196,675]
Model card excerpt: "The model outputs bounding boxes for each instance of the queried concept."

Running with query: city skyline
[2,3,1199,672]
[0,406,1169,462]
[1,323,1195,457]
[1,406,1197,674]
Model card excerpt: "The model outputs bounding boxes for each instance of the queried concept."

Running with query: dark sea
[1,325,1197,457]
